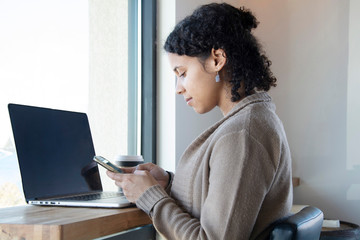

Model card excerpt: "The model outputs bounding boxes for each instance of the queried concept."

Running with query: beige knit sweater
[136,92,293,239]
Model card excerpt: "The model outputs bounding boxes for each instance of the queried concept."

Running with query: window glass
[0,0,138,207]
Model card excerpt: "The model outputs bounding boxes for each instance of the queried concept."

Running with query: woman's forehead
[168,53,200,68]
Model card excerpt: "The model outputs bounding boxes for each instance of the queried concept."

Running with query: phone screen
[93,156,123,173]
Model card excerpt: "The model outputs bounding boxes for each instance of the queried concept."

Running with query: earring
[215,72,220,82]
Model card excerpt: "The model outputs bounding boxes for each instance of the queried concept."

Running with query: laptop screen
[8,104,102,200]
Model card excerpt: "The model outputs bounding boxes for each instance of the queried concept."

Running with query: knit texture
[136,92,293,239]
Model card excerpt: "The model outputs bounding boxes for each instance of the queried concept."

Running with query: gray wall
[174,0,360,224]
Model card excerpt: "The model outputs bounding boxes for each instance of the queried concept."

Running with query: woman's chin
[192,106,214,115]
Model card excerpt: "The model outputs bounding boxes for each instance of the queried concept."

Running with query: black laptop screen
[8,104,102,200]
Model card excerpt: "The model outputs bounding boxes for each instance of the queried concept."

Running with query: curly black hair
[164,3,277,102]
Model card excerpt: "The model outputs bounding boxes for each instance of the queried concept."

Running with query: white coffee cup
[115,155,144,168]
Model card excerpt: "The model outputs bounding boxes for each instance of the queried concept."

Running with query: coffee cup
[115,155,144,168]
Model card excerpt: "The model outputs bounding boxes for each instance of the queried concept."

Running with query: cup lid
[115,155,144,162]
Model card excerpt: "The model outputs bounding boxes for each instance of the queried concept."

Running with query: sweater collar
[185,92,273,147]
[224,91,272,118]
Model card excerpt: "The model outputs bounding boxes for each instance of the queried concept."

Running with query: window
[0,0,90,207]
[0,0,156,209]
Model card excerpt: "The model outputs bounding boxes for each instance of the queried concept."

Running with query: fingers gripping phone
[93,156,123,173]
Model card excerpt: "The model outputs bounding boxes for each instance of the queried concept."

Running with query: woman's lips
[185,97,192,105]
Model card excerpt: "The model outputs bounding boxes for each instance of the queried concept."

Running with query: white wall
[158,0,360,225]
[88,0,129,191]
[347,0,360,171]
[157,0,176,173]
[228,0,360,224]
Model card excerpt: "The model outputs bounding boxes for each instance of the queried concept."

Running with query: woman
[107,3,293,239]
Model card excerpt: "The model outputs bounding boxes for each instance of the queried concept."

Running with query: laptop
[8,103,131,208]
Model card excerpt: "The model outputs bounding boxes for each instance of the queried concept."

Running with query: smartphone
[93,156,123,173]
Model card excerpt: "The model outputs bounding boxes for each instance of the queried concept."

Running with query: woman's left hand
[106,170,158,202]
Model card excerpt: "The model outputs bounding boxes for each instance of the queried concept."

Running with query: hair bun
[238,7,258,31]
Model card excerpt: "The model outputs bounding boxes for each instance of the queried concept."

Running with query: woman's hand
[136,163,170,188]
[106,170,158,202]
[121,163,170,189]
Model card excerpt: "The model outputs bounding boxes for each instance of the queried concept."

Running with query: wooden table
[0,205,152,240]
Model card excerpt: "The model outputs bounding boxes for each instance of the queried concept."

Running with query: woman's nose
[175,78,185,95]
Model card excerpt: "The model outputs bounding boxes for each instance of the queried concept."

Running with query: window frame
[140,0,157,165]
[114,0,157,239]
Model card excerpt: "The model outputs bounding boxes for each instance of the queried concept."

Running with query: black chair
[270,206,324,240]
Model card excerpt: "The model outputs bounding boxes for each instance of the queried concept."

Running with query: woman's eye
[179,72,186,78]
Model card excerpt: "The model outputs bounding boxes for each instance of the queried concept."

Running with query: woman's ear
[211,48,227,72]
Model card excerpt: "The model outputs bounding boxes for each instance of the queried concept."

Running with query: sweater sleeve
[136,130,277,239]
[165,171,174,194]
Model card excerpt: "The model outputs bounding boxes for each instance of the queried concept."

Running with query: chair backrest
[270,206,324,240]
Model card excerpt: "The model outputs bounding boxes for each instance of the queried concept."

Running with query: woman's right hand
[121,163,170,189]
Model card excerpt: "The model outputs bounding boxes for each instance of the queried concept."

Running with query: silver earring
[215,72,220,82]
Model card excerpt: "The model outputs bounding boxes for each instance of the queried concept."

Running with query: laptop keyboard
[55,192,124,201]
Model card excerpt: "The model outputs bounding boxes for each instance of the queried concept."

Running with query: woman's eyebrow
[173,66,182,72]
